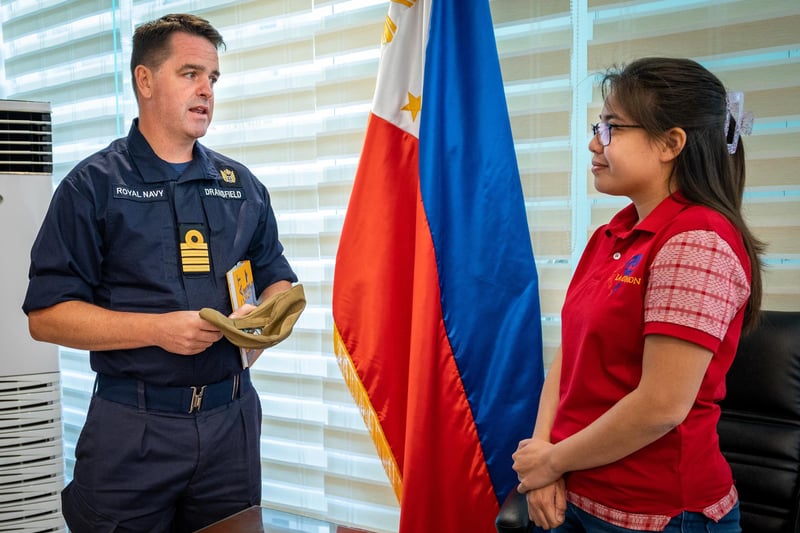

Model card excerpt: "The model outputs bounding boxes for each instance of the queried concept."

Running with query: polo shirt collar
[127,119,220,184]
[606,192,689,237]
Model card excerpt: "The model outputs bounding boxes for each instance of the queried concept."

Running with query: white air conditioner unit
[0,100,65,532]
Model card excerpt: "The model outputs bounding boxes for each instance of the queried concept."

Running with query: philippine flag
[332,1,544,531]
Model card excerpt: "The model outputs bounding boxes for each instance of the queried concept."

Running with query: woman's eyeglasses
[591,121,644,146]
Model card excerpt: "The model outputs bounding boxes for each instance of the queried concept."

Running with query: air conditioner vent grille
[0,106,53,175]
[0,372,64,532]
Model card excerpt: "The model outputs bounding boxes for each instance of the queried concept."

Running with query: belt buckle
[189,385,206,413]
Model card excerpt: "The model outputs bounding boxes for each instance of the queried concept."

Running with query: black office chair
[496,310,800,533]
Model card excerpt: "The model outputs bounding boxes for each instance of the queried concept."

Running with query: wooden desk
[196,506,372,533]
[196,506,265,533]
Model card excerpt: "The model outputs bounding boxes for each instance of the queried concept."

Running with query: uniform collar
[127,119,220,184]
[606,192,690,237]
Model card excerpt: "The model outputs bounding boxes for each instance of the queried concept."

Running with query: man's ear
[134,65,153,99]
[661,127,687,162]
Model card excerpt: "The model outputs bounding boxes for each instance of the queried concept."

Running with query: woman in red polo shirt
[512,57,763,532]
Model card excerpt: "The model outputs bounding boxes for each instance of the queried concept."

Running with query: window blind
[1,1,797,531]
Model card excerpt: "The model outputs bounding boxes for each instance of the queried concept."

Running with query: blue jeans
[550,501,741,533]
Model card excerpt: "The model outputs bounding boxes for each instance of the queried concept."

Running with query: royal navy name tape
[113,185,166,201]
[112,186,243,201]
[203,187,243,199]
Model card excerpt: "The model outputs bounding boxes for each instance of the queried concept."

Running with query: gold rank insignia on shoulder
[179,224,211,274]
[220,168,236,184]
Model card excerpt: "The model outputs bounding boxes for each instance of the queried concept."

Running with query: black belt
[94,369,251,414]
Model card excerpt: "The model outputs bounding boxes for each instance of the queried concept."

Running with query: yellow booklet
[226,260,259,368]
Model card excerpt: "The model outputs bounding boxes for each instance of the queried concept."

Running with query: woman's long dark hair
[600,57,763,331]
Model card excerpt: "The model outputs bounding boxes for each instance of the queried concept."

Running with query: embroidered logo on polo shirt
[179,224,210,274]
[611,253,643,293]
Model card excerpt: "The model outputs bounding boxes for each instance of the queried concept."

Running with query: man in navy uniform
[23,14,296,532]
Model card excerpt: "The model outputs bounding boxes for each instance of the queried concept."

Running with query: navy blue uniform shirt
[23,120,297,386]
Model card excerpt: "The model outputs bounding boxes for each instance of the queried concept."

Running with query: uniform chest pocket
[201,189,258,275]
[105,188,180,310]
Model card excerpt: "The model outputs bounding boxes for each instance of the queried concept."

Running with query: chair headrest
[721,310,800,418]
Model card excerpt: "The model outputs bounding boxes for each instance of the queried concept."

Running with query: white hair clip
[724,91,754,155]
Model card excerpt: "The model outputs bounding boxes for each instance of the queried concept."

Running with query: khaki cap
[200,284,306,349]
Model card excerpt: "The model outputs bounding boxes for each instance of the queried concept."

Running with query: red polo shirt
[552,193,750,529]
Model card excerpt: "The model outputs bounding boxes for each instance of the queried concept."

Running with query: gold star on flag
[401,92,421,122]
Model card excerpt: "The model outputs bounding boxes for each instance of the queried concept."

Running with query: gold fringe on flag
[333,323,403,504]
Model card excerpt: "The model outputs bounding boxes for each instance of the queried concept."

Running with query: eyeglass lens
[592,122,610,146]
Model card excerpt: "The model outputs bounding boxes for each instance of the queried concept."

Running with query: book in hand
[226,260,260,368]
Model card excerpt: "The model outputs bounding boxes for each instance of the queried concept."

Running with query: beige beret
[200,284,306,349]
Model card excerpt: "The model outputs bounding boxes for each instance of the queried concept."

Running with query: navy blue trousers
[62,386,262,532]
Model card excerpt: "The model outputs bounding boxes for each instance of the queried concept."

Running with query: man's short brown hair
[130,14,225,100]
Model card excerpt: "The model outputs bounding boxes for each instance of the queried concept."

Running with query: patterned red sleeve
[645,230,750,341]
